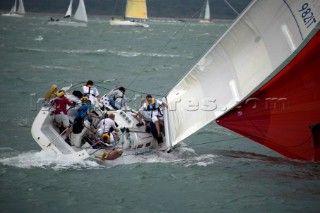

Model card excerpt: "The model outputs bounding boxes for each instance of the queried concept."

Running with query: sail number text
[299,3,317,28]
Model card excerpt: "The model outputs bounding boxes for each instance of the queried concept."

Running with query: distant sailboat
[48,0,88,27]
[164,0,320,162]
[110,0,149,28]
[1,0,25,17]
[199,0,210,23]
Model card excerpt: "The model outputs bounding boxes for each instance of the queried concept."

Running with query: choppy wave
[34,36,44,41]
[15,47,108,55]
[95,144,218,167]
[30,65,77,70]
[196,126,234,136]
[0,150,102,170]
[16,47,48,52]
[109,49,186,58]
[110,50,141,57]
[61,49,108,54]
[14,47,187,58]
[0,147,16,152]
[0,144,217,170]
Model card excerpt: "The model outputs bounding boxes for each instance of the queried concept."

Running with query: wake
[0,144,218,170]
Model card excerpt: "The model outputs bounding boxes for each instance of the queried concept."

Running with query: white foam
[108,49,185,58]
[0,150,101,170]
[16,47,48,52]
[0,144,217,169]
[109,144,217,167]
[31,65,75,70]
[34,36,43,41]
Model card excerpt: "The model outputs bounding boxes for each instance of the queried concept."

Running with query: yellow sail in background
[125,0,148,19]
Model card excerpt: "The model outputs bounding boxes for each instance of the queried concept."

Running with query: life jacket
[146,98,157,111]
[84,85,96,98]
[145,98,163,116]
[112,89,124,101]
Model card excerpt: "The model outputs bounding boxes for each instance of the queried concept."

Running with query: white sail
[204,0,210,20]
[10,0,17,13]
[65,0,73,18]
[74,0,88,22]
[165,0,320,147]
[17,0,25,14]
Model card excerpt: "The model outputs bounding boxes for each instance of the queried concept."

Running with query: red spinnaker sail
[217,30,320,162]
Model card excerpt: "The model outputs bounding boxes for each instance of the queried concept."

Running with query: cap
[57,90,65,98]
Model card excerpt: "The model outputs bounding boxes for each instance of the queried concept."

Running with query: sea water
[0,16,319,213]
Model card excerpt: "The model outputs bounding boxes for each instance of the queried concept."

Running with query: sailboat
[1,0,25,17]
[110,0,149,28]
[31,85,162,161]
[32,0,320,162]
[163,0,320,162]
[48,0,88,27]
[199,0,211,23]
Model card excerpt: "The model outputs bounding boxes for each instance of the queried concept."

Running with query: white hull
[1,13,24,17]
[199,19,211,23]
[31,89,166,161]
[110,19,149,28]
[48,21,87,27]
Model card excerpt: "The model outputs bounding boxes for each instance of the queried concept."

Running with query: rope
[111,0,120,17]
[223,0,239,15]
[64,0,241,102]
[185,136,244,148]
[126,17,201,97]
[48,121,77,147]
[118,136,247,158]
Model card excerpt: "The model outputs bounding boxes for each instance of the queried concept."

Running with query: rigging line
[124,88,163,105]
[126,21,194,91]
[121,0,126,17]
[281,135,313,149]
[69,81,86,90]
[111,0,120,17]
[187,0,210,20]
[91,83,113,93]
[199,0,207,18]
[125,88,163,97]
[94,82,164,105]
[94,83,163,98]
[185,136,245,147]
[115,3,205,97]
[82,123,124,137]
[70,79,119,91]
[161,5,220,98]
[229,109,312,149]
[241,109,268,139]
[223,0,239,15]
[93,83,163,108]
